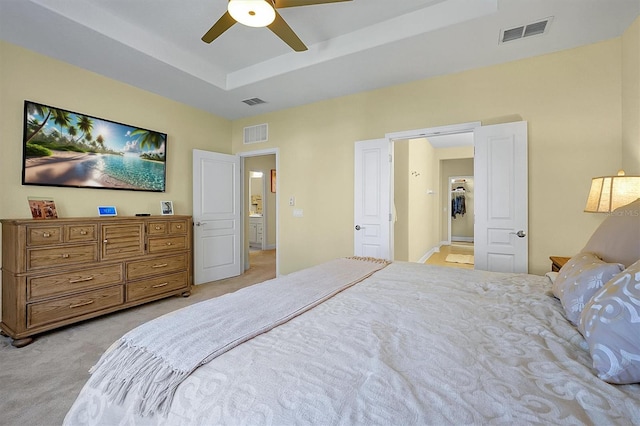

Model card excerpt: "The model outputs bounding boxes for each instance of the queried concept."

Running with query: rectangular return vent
[242,97,267,106]
[500,17,552,44]
[243,123,268,144]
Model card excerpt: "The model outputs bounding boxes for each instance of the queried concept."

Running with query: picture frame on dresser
[27,197,58,219]
[161,201,174,215]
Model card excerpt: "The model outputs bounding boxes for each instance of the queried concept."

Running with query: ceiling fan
[202,0,353,52]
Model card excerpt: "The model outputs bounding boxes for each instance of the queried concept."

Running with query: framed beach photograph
[161,201,174,215]
[22,100,167,192]
[28,197,58,219]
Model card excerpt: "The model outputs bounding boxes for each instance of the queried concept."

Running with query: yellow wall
[622,17,640,174]
[233,38,626,275]
[393,140,410,261]
[407,138,436,262]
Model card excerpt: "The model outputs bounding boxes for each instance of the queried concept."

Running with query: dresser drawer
[28,264,124,300]
[27,244,98,271]
[169,220,188,234]
[65,224,97,242]
[147,221,167,235]
[27,285,123,328]
[27,226,63,246]
[127,271,187,302]
[126,253,188,280]
[148,236,187,254]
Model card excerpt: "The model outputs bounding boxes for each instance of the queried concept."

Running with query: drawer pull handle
[80,230,87,235]
[155,226,161,230]
[61,254,70,259]
[152,263,168,268]
[176,225,182,229]
[68,276,94,284]
[69,300,95,309]
[152,282,169,288]
[43,232,51,238]
[166,242,172,246]
[103,239,108,243]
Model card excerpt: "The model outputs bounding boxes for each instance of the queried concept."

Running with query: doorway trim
[239,147,280,277]
[384,121,481,260]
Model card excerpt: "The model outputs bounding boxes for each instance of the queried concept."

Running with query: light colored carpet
[445,253,475,265]
[0,250,276,426]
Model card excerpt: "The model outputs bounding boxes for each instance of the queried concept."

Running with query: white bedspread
[64,262,640,425]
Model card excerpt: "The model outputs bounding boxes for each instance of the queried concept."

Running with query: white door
[354,139,391,260]
[192,149,242,284]
[474,121,528,273]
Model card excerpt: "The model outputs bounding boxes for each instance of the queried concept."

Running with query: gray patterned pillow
[552,252,624,326]
[580,259,640,384]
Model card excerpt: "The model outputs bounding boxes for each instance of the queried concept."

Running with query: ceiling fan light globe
[228,0,276,28]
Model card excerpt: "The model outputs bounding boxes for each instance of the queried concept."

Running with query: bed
[64,200,640,425]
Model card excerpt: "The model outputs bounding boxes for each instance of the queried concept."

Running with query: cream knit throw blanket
[88,257,389,417]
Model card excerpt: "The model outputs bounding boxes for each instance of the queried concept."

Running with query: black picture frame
[22,100,167,192]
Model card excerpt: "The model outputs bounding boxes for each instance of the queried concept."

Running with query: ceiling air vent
[244,123,268,144]
[500,17,553,44]
[242,97,267,106]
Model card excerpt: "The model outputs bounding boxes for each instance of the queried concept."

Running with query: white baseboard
[418,245,441,263]
[452,236,474,243]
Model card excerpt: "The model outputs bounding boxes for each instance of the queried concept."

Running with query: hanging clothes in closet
[452,188,466,219]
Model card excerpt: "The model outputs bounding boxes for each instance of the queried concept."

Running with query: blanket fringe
[88,341,188,417]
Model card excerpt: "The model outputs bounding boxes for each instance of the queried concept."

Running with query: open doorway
[389,126,475,267]
[242,152,278,277]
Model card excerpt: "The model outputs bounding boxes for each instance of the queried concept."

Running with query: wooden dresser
[1,215,192,347]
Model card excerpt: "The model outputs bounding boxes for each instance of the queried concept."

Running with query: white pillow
[580,259,640,384]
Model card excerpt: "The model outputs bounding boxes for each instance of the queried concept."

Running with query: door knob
[510,230,526,238]
[355,225,361,231]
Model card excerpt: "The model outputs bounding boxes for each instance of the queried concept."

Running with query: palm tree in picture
[75,115,94,143]
[96,134,105,152]
[24,102,52,143]
[51,109,72,142]
[131,129,165,154]
[67,126,78,144]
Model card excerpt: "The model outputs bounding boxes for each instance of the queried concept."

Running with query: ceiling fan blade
[202,11,236,43]
[275,0,352,8]
[268,11,307,52]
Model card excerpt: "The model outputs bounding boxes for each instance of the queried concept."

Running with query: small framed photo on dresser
[161,201,174,215]
[28,197,58,219]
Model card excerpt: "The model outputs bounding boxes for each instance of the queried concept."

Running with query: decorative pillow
[582,198,640,268]
[552,252,624,326]
[579,259,640,384]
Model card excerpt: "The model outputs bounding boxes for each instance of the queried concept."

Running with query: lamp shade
[585,171,640,212]
[228,0,276,28]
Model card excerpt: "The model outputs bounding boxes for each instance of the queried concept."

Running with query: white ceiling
[1,0,638,120]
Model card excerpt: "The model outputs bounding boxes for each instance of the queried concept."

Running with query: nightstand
[549,256,571,272]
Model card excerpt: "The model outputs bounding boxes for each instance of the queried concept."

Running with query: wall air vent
[243,123,268,144]
[500,17,553,44]
[242,97,267,106]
